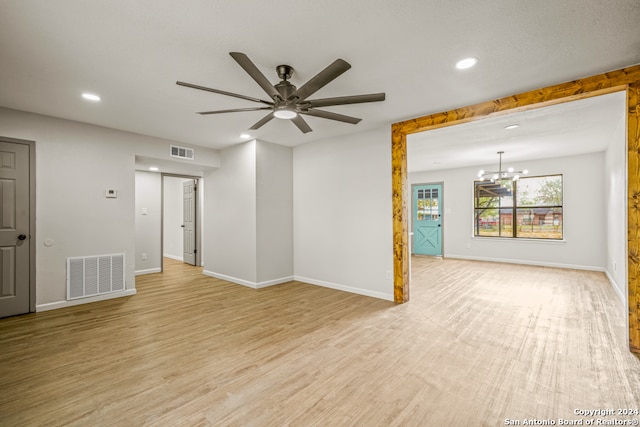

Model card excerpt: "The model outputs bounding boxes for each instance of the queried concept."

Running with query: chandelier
[477,151,528,182]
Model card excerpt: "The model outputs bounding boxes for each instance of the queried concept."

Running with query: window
[474,175,563,240]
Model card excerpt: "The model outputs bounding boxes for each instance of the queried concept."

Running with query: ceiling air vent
[170,145,194,160]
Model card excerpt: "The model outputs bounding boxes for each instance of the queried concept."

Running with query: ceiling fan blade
[291,115,313,134]
[176,81,273,105]
[289,59,351,101]
[306,92,386,108]
[300,108,362,125]
[249,112,275,130]
[198,107,273,115]
[229,52,282,101]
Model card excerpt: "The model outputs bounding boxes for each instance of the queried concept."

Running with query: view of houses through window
[474,175,563,239]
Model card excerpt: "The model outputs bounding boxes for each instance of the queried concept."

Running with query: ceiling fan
[176,52,385,134]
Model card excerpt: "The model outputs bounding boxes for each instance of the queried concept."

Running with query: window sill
[471,236,566,245]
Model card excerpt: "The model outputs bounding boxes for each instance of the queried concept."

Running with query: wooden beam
[390,64,640,353]
[391,126,409,303]
[628,82,640,353]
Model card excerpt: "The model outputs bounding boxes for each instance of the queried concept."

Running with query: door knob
[18,234,27,240]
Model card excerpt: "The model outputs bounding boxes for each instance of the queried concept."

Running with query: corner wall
[203,139,293,287]
[135,171,162,274]
[256,140,293,284]
[604,115,628,305]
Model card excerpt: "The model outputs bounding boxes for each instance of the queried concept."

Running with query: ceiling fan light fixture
[274,108,297,119]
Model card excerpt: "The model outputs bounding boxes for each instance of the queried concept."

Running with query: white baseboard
[604,270,626,306]
[293,275,394,302]
[202,270,392,300]
[444,254,604,272]
[36,289,137,312]
[163,254,183,262]
[135,268,161,276]
[202,270,293,289]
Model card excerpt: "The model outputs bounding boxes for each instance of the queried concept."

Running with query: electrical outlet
[141,253,147,261]
[386,270,392,280]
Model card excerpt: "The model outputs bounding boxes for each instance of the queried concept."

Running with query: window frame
[473,174,563,240]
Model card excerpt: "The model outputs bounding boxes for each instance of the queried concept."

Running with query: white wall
[256,140,293,284]
[0,107,219,310]
[604,115,627,305]
[293,126,394,300]
[135,171,162,274]
[409,152,606,270]
[203,140,258,283]
[203,139,294,287]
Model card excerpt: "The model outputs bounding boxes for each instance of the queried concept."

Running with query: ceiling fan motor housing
[276,64,294,81]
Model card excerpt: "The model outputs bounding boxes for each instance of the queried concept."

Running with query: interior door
[0,140,31,317]
[413,183,443,256]
[182,179,196,266]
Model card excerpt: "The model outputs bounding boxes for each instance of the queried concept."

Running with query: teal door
[413,184,442,256]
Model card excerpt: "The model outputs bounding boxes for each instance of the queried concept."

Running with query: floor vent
[67,253,125,300]
[170,145,194,160]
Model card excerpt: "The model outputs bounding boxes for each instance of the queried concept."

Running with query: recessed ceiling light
[149,166,159,171]
[504,124,519,130]
[82,93,101,102]
[240,133,251,139]
[455,57,478,70]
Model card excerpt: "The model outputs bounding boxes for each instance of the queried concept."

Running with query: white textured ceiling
[1,0,639,150]
[407,91,626,173]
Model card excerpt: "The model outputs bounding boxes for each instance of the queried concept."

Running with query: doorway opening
[161,174,202,272]
[392,64,640,352]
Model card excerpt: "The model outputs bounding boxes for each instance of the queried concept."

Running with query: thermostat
[105,189,117,198]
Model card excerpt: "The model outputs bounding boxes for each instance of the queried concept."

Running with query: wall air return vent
[67,253,125,300]
[170,145,194,160]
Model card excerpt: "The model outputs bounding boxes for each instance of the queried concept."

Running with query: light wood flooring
[1,257,639,426]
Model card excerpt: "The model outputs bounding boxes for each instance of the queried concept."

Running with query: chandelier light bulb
[476,152,529,183]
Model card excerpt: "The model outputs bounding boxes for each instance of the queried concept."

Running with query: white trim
[604,269,626,307]
[135,268,161,276]
[36,289,137,312]
[202,270,293,289]
[162,254,183,262]
[444,254,603,272]
[294,275,394,302]
[256,276,295,289]
[471,236,567,245]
